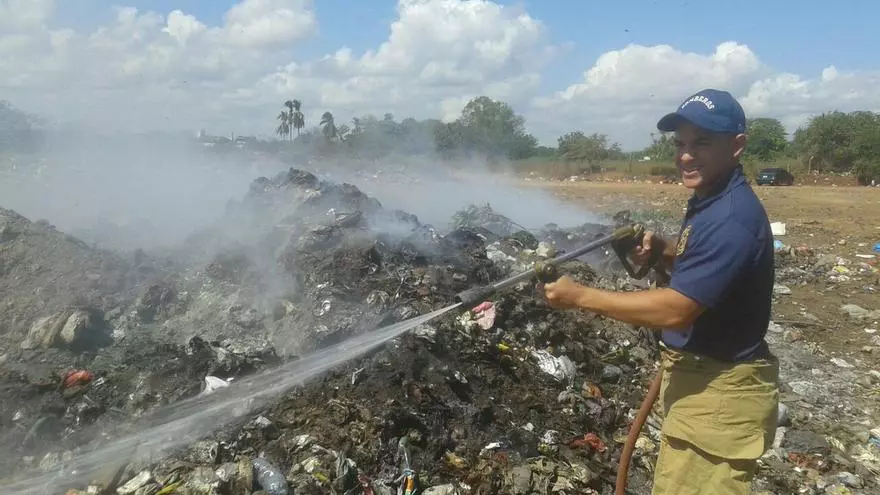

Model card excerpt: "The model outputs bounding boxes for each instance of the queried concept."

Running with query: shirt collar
[687,165,746,213]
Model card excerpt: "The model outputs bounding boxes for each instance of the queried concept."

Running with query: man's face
[673,122,746,196]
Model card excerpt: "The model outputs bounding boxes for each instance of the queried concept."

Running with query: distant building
[234,135,257,148]
[195,129,232,147]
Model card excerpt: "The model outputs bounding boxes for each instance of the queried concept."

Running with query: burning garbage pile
[2,167,873,494]
[0,168,664,494]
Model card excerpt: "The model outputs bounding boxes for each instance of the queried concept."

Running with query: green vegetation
[275,99,305,142]
[268,95,879,184]
[2,95,878,185]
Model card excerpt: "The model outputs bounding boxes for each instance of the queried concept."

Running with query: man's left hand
[540,275,585,309]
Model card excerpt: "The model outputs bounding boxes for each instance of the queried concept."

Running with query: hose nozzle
[533,261,559,283]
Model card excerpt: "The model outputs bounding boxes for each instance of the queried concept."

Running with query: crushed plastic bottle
[396,437,418,495]
[252,457,289,495]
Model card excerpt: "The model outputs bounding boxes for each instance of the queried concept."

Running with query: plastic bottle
[252,457,289,495]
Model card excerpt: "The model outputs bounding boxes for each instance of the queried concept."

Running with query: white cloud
[0,0,877,148]
[261,0,555,123]
[739,66,880,132]
[163,10,207,46]
[0,0,55,30]
[531,41,880,147]
[223,0,316,48]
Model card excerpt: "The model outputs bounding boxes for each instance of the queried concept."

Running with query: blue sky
[59,0,880,82]
[10,0,880,148]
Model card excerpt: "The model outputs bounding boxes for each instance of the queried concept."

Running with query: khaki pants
[651,345,779,495]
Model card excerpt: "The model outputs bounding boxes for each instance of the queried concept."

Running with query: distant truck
[756,167,795,186]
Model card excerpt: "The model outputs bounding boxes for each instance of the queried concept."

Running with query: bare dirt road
[530,180,880,249]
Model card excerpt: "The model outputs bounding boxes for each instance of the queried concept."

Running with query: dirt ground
[524,178,880,369]
[529,180,879,246]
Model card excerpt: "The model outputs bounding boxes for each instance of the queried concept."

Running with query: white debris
[830,357,854,369]
[479,442,502,456]
[536,242,556,258]
[532,349,575,384]
[773,284,792,295]
[116,471,152,494]
[201,376,231,395]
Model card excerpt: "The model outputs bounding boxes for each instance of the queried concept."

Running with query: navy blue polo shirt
[662,165,775,362]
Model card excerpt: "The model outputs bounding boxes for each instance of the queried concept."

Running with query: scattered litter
[201,376,231,395]
[252,457,288,495]
[774,284,792,295]
[480,442,503,457]
[531,349,575,384]
[62,370,94,389]
[830,357,853,369]
[777,402,790,427]
[317,299,332,316]
[841,304,880,320]
[116,471,152,495]
[536,242,556,258]
[2,169,879,495]
[471,301,496,330]
[571,432,607,452]
[352,367,365,386]
[635,436,656,454]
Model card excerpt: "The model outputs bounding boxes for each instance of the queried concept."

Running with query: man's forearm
[573,285,700,330]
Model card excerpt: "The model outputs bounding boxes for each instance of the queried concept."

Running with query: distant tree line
[641,113,880,183]
[272,96,879,183]
[1,96,877,184]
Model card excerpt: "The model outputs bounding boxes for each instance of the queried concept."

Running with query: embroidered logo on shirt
[676,224,692,256]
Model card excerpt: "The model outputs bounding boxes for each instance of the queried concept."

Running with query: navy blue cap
[657,89,746,134]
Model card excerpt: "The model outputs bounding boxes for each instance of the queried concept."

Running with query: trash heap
[0,168,664,494]
[0,168,876,494]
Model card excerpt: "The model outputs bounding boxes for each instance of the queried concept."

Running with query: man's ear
[732,133,747,160]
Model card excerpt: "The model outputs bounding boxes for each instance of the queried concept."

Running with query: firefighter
[541,88,779,494]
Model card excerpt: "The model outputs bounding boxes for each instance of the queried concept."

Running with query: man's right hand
[630,230,666,266]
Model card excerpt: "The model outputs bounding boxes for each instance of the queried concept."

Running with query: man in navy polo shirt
[542,89,779,494]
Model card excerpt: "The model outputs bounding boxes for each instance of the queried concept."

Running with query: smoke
[0,127,611,258]
[298,153,608,234]
[0,126,611,351]
[0,121,619,490]
[0,130,289,253]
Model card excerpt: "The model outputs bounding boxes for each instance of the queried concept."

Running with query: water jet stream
[0,303,461,495]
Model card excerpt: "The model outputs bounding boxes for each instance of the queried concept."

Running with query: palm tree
[291,99,305,137]
[320,111,337,141]
[276,109,291,142]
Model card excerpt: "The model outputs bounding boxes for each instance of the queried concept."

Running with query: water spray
[1,222,665,495]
